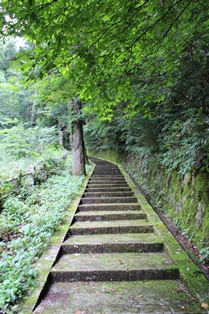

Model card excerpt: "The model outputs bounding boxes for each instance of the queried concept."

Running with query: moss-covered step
[90,174,125,178]
[80,196,138,204]
[91,169,122,174]
[90,174,124,177]
[50,252,179,282]
[77,203,141,211]
[90,173,125,177]
[90,174,126,178]
[91,168,123,171]
[62,233,164,253]
[83,191,134,198]
[69,220,154,235]
[88,180,128,186]
[91,167,123,170]
[74,210,147,221]
[86,186,132,192]
[33,280,208,314]
[87,182,129,187]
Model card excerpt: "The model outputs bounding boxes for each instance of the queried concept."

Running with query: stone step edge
[61,242,164,254]
[50,268,180,282]
[86,187,132,191]
[75,210,144,215]
[80,197,138,204]
[68,225,154,235]
[83,192,134,196]
[74,212,147,221]
[77,204,141,211]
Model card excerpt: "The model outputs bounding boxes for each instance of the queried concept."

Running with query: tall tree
[69,98,86,176]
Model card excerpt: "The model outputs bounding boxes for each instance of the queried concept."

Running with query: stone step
[50,252,180,282]
[74,210,147,221]
[69,220,154,235]
[92,171,122,175]
[83,191,134,198]
[33,280,203,314]
[62,233,164,253]
[92,164,119,168]
[92,165,121,169]
[90,175,126,178]
[77,203,141,211]
[86,186,132,192]
[88,180,128,185]
[87,183,129,188]
[80,196,138,204]
[91,176,123,180]
[90,175,125,179]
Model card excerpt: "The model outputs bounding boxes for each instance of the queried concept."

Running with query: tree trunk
[58,124,64,147]
[31,90,37,126]
[69,98,86,176]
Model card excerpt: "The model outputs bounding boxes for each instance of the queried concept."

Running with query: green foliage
[0,124,59,181]
[84,114,125,153]
[0,118,92,312]
[0,154,91,312]
[1,0,208,118]
[85,27,209,175]
[0,39,35,127]
[1,1,209,177]
[199,247,209,264]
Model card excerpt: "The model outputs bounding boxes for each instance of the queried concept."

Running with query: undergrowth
[0,155,92,313]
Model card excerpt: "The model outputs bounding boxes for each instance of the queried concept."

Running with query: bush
[0,155,92,313]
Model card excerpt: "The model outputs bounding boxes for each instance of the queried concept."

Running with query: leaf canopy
[0,0,208,117]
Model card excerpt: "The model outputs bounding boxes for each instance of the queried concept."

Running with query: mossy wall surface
[90,150,209,248]
[125,153,209,248]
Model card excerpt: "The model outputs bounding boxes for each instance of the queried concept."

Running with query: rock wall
[125,153,209,248]
[90,150,209,248]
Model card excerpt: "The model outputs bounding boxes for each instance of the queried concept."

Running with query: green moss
[119,151,209,249]
[88,150,127,165]
[90,149,209,248]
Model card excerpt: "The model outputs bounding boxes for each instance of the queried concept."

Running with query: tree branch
[129,0,192,50]
[36,0,59,10]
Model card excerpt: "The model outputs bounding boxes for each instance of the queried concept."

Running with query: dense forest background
[1,1,209,312]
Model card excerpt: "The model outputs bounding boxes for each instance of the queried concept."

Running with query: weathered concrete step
[91,164,119,168]
[90,174,125,178]
[34,280,204,314]
[77,203,141,211]
[88,180,128,186]
[80,196,138,204]
[86,186,132,192]
[90,175,126,179]
[83,191,134,198]
[90,175,124,179]
[87,183,129,188]
[62,233,164,253]
[92,165,121,169]
[69,220,153,235]
[92,171,122,176]
[51,252,179,282]
[74,210,147,221]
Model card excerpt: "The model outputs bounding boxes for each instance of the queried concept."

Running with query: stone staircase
[33,158,206,314]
